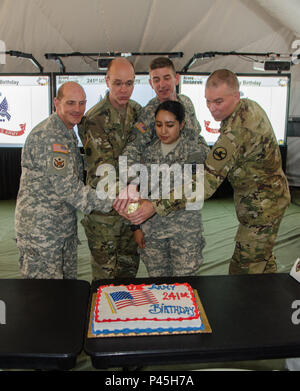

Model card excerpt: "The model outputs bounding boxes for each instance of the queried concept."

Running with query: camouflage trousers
[139,231,205,277]
[81,213,139,280]
[229,217,284,274]
[17,234,78,279]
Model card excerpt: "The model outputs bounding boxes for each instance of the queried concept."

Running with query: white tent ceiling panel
[0,0,299,115]
[255,0,300,37]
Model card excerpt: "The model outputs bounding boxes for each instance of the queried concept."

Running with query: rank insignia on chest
[52,143,69,154]
[53,156,66,170]
[83,133,90,149]
[135,122,149,134]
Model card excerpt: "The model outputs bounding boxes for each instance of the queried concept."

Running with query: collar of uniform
[52,112,70,132]
[154,94,181,105]
[52,112,79,145]
[220,99,243,133]
[104,91,128,116]
[101,91,113,110]
[160,136,182,158]
[176,94,185,103]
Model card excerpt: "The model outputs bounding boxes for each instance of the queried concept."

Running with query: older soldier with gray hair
[15,82,112,279]
[116,69,290,275]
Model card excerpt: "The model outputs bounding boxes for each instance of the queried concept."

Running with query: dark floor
[1,189,300,370]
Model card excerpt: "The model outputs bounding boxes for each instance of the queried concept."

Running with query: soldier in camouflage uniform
[123,56,209,170]
[77,58,141,280]
[15,82,112,279]
[123,70,290,275]
[132,101,207,276]
[202,70,290,274]
[115,57,209,219]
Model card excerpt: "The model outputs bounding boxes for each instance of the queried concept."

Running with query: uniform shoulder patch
[212,146,227,161]
[52,143,69,154]
[48,152,69,176]
[206,135,235,173]
[53,156,67,170]
[135,122,149,134]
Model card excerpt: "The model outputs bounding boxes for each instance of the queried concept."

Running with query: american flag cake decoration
[89,283,212,337]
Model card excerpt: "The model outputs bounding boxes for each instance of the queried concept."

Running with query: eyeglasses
[111,80,135,88]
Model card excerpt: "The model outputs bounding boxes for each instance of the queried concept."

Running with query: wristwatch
[130,224,141,232]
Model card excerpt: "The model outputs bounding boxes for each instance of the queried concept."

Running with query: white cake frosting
[91,283,203,336]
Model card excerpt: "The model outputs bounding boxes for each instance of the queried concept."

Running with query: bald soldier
[15,82,112,279]
[115,69,290,275]
[78,58,141,280]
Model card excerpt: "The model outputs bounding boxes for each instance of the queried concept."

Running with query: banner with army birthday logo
[0,75,51,147]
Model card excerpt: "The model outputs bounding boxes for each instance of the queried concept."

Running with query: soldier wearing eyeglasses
[78,58,141,280]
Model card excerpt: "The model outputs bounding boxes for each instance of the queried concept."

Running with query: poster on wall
[55,73,156,145]
[0,75,51,147]
[180,74,290,145]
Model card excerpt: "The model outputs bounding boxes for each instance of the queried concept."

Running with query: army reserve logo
[53,156,65,170]
[213,147,227,161]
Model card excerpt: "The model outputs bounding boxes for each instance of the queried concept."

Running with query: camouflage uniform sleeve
[122,104,156,168]
[42,133,112,214]
[153,133,237,216]
[78,114,118,189]
[80,99,142,187]
[179,94,209,152]
[203,133,237,197]
[78,116,86,145]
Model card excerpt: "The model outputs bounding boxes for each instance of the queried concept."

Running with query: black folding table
[85,273,300,369]
[0,279,90,370]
